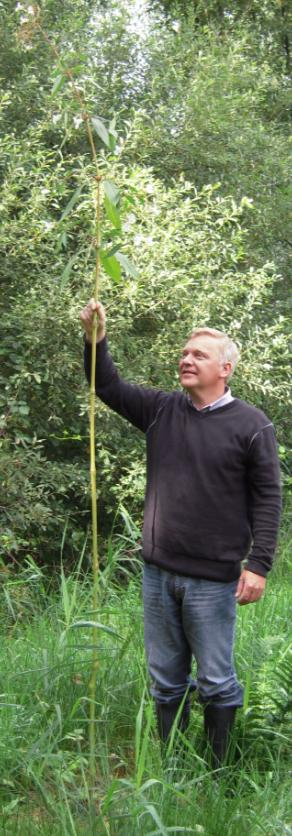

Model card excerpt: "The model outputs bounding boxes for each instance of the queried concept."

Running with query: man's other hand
[235,569,266,605]
[80,299,106,344]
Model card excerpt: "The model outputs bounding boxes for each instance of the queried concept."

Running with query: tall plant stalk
[88,172,101,791]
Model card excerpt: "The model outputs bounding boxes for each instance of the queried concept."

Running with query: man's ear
[220,362,232,380]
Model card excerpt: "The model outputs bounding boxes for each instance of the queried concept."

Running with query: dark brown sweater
[84,338,282,582]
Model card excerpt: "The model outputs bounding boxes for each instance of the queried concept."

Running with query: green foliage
[123,23,291,292]
[0,437,90,565]
[0,0,98,140]
[150,0,292,75]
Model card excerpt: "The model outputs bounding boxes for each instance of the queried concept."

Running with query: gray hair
[190,327,240,378]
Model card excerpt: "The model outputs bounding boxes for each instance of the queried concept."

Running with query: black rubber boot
[155,698,190,743]
[204,704,237,769]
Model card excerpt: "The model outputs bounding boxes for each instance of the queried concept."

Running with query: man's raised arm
[80,299,170,433]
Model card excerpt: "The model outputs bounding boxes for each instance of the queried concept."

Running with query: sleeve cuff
[246,559,269,578]
[84,335,107,352]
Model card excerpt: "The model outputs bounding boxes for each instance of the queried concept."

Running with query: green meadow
[0,521,291,835]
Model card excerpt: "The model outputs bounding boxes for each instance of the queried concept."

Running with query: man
[80,299,281,767]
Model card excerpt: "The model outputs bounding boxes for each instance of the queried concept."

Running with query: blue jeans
[143,563,243,708]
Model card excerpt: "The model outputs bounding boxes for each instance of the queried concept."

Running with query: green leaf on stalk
[57,231,67,252]
[60,185,83,220]
[108,116,118,151]
[50,74,66,96]
[108,132,117,152]
[109,116,117,134]
[100,250,122,282]
[104,195,121,230]
[103,180,120,206]
[92,116,110,148]
[71,620,122,639]
[115,251,139,279]
[60,255,76,288]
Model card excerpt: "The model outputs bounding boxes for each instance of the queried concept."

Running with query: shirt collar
[188,387,234,412]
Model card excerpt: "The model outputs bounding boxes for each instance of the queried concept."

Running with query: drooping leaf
[60,255,76,288]
[108,116,118,151]
[104,195,121,230]
[50,74,66,96]
[142,803,169,836]
[57,231,67,252]
[100,250,122,282]
[108,131,117,152]
[109,116,117,134]
[92,116,110,148]
[115,251,139,279]
[103,180,120,207]
[71,620,121,639]
[60,185,83,221]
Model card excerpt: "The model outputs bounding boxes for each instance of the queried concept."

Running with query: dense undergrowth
[0,518,291,835]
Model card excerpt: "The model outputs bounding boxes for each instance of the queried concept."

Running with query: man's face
[179,335,230,393]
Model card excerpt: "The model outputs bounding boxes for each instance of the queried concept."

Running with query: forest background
[0,1,291,833]
[1,0,291,564]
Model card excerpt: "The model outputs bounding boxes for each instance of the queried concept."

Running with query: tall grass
[0,524,291,835]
